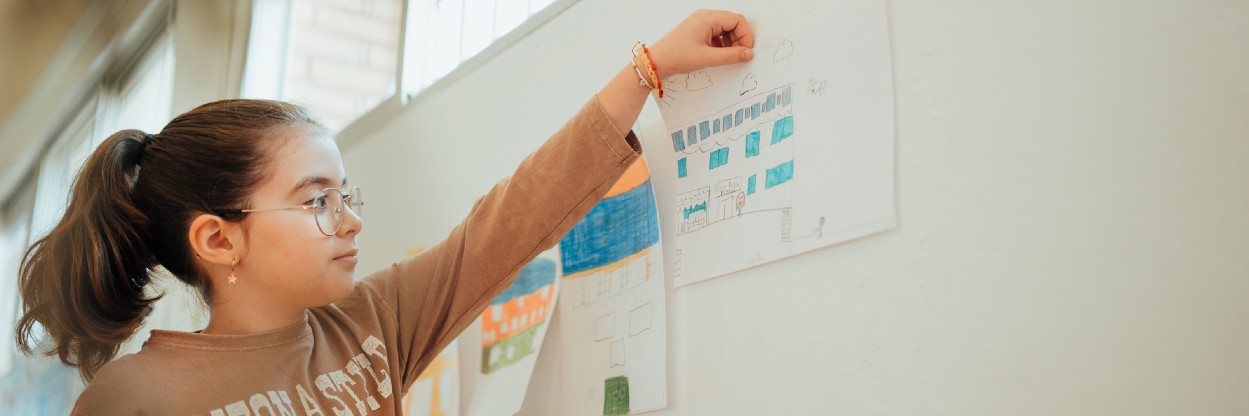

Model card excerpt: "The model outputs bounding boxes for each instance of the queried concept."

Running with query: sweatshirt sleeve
[358,94,641,388]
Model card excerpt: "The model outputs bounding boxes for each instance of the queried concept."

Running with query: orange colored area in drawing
[479,285,555,347]
[562,247,652,281]
[604,158,651,198]
[403,347,457,416]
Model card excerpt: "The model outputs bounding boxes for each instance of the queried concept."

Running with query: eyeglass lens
[315,187,362,235]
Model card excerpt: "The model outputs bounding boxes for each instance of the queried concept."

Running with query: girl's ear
[188,213,241,267]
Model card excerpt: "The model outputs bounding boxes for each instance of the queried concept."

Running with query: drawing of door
[717,195,736,221]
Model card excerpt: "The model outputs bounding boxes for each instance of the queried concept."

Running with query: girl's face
[236,124,363,308]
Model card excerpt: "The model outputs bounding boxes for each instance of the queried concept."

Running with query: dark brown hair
[14,99,322,381]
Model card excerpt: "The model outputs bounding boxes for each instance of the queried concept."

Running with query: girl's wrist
[630,42,665,99]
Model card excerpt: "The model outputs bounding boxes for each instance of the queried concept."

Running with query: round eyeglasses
[213,186,364,236]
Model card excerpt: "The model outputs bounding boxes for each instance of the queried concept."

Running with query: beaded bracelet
[632,42,664,99]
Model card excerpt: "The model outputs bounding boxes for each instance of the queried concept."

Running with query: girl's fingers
[702,46,755,67]
[710,12,755,66]
[710,11,755,49]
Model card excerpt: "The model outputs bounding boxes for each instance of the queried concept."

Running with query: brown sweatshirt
[71,95,641,415]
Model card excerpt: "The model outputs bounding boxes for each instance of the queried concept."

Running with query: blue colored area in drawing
[683,202,707,219]
[677,158,687,178]
[671,131,685,152]
[735,109,744,125]
[687,126,697,146]
[782,87,792,106]
[745,132,761,157]
[765,160,795,189]
[747,175,757,195]
[751,103,760,119]
[491,258,556,304]
[699,121,711,140]
[714,119,720,133]
[767,94,776,112]
[723,114,733,130]
[709,147,730,170]
[559,180,660,276]
[772,115,794,144]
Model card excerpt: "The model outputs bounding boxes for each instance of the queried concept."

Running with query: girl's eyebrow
[288,175,348,198]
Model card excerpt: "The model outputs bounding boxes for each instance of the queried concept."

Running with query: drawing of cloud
[739,73,758,96]
[685,71,713,91]
[774,39,794,62]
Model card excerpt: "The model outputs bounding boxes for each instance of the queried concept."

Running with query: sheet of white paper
[463,250,561,416]
[651,0,897,286]
[557,159,667,415]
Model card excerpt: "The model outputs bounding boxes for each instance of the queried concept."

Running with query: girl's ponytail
[15,130,161,382]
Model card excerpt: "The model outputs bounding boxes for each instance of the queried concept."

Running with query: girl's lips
[334,249,358,264]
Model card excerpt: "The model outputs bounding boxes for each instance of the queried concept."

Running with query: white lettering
[266,391,297,416]
[328,370,367,416]
[344,360,381,411]
[315,373,354,416]
[225,400,251,416]
[359,337,392,398]
[296,384,325,416]
[248,394,275,416]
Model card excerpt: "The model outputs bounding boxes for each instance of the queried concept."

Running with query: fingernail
[742,49,754,61]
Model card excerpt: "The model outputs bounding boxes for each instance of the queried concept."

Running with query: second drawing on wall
[558,159,668,415]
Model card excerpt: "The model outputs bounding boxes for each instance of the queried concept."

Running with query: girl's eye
[310,195,328,208]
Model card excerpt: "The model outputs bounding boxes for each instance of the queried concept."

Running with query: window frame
[334,0,583,148]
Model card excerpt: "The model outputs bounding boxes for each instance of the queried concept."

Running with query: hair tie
[137,133,155,161]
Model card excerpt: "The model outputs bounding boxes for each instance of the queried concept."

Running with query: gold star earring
[228,258,238,284]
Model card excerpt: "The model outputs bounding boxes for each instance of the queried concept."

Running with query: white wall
[341,0,1249,414]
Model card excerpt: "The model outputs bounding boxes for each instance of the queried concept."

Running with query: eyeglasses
[214,186,364,236]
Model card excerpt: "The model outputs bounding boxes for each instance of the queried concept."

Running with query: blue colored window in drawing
[765,160,794,189]
[751,103,760,119]
[708,147,730,170]
[767,94,776,112]
[714,118,720,133]
[723,114,733,130]
[747,175,757,195]
[683,202,707,219]
[677,158,687,178]
[745,131,761,157]
[772,115,795,144]
[699,121,711,140]
[735,109,744,125]
[671,131,685,152]
[687,126,697,146]
[558,180,661,276]
[782,86,792,106]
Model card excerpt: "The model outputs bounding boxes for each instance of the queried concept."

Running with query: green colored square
[604,376,630,415]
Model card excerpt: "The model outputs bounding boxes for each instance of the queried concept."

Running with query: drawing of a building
[558,158,664,413]
[668,84,796,236]
[479,258,556,374]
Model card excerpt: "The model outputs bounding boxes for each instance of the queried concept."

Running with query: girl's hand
[648,10,756,79]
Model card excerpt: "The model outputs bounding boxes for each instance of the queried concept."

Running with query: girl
[15,9,755,415]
